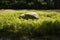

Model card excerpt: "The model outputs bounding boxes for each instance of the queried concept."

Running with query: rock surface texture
[20,12,39,20]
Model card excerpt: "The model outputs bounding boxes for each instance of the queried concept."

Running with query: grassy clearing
[0,9,60,40]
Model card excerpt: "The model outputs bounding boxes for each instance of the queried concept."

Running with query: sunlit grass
[0,9,60,36]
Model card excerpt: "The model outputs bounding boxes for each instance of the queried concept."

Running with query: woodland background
[0,0,60,9]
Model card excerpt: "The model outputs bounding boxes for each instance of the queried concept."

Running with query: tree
[44,0,54,9]
[53,0,60,9]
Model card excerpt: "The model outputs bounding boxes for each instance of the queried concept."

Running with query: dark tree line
[0,0,60,9]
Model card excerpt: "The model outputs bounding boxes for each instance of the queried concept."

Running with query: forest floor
[0,9,60,40]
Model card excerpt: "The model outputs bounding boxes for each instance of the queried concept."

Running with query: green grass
[0,9,60,40]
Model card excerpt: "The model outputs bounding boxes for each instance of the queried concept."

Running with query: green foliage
[0,10,60,38]
[0,0,57,9]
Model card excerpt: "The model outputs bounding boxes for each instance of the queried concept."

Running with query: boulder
[20,12,39,20]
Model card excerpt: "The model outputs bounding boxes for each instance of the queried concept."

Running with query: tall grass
[0,10,60,40]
